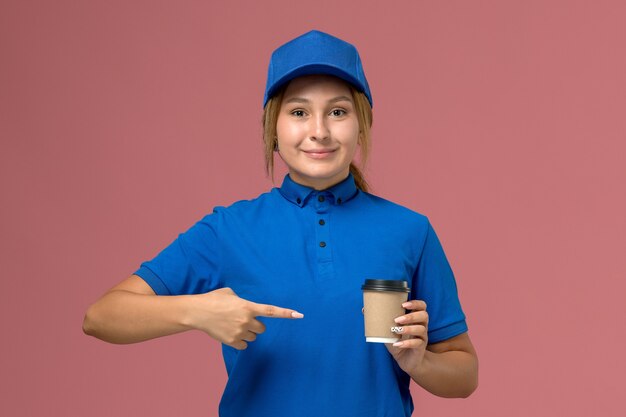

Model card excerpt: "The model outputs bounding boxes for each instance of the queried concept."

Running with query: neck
[289,171,350,191]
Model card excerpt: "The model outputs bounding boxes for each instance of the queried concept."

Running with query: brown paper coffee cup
[362,279,410,343]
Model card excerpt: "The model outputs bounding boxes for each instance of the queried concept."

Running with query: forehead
[282,74,353,99]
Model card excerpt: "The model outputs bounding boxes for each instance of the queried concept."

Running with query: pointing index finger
[250,302,304,319]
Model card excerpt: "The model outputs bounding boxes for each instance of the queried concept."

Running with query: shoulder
[353,191,433,253]
[357,191,430,229]
[206,188,280,222]
[172,189,278,241]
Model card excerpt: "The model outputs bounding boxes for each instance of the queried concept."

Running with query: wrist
[176,294,200,331]
[409,350,433,382]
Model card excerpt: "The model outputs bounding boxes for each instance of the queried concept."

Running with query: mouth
[303,149,337,159]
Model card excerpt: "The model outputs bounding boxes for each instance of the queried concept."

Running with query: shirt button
[318,195,325,202]
[319,241,326,248]
[296,198,302,204]
[319,219,325,226]
[337,198,342,204]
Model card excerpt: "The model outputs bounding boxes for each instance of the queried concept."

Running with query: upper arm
[107,274,156,296]
[132,213,222,295]
[427,332,477,356]
[414,221,468,343]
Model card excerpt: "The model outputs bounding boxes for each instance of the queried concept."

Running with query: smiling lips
[303,149,337,159]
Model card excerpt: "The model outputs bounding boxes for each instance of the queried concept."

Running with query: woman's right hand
[83,276,303,347]
[186,287,304,350]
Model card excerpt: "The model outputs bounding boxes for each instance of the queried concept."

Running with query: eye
[291,110,305,117]
[331,109,347,117]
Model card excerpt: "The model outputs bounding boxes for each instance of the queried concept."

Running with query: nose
[309,114,330,141]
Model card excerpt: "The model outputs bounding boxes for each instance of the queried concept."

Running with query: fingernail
[394,316,406,323]
[291,312,304,318]
[402,302,411,308]
[393,341,404,347]
[391,327,403,334]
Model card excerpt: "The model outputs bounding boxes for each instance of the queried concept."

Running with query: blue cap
[263,30,373,108]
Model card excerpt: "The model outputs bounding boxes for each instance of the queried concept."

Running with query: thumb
[248,301,304,319]
[213,287,236,296]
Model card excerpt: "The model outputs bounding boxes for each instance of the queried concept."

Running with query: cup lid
[361,279,410,292]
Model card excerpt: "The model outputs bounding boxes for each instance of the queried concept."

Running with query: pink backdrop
[2,1,625,416]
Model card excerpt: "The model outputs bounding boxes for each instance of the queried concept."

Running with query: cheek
[337,121,361,149]
[276,116,303,142]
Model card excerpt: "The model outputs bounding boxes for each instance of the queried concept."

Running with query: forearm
[83,290,193,344]
[410,349,479,398]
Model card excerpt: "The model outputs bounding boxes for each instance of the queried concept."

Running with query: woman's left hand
[385,300,429,375]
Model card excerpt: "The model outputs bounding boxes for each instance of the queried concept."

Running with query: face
[276,74,361,190]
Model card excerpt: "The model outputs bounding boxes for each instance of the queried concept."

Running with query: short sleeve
[133,210,222,295]
[412,220,468,343]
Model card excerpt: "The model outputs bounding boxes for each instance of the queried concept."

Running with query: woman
[83,30,478,416]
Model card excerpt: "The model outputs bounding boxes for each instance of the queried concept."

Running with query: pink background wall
[2,1,625,416]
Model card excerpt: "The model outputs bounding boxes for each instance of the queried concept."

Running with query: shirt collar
[278,173,359,207]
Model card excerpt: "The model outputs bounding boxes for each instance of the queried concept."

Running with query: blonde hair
[262,84,373,192]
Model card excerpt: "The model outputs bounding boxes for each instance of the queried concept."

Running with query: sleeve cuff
[428,320,468,344]
[133,265,172,295]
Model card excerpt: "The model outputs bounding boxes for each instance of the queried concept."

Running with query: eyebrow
[284,95,353,105]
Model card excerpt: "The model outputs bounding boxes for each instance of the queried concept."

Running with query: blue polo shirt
[134,173,467,417]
